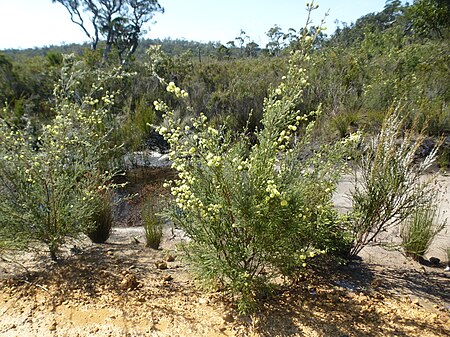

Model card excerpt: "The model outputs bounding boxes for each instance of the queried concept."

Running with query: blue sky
[0,0,402,50]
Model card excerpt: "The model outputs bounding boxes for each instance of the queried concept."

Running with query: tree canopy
[52,0,163,63]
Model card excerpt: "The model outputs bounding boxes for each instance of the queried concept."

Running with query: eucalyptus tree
[52,0,164,63]
[266,25,284,56]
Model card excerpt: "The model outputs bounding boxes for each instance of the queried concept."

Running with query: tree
[266,25,284,56]
[215,44,231,60]
[245,41,259,57]
[52,0,164,63]
[235,29,250,56]
[408,0,450,39]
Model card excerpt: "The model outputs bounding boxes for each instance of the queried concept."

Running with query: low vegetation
[142,194,164,249]
[0,0,449,315]
[349,109,441,257]
[86,192,114,244]
[401,201,445,260]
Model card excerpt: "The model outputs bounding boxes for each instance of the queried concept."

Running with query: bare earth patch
[0,226,449,337]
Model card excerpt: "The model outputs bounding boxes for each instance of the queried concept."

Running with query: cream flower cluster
[166,81,189,98]
[266,179,281,199]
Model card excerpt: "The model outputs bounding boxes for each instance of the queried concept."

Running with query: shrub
[142,195,164,249]
[401,201,445,260]
[331,110,360,138]
[0,55,121,260]
[349,107,442,257]
[153,11,358,312]
[115,95,156,152]
[86,192,113,244]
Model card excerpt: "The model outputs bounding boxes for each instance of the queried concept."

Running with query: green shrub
[331,110,360,138]
[349,108,442,257]
[437,145,450,170]
[86,192,113,244]
[0,56,120,260]
[142,195,164,249]
[115,95,156,152]
[401,201,445,260]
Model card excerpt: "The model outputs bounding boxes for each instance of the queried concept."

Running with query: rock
[198,298,209,305]
[429,257,440,266]
[444,266,450,272]
[120,273,138,290]
[162,274,173,282]
[222,313,234,323]
[166,254,176,262]
[123,150,171,170]
[49,322,57,331]
[155,261,168,270]
[411,298,421,306]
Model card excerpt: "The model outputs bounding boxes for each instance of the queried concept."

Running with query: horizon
[0,0,405,50]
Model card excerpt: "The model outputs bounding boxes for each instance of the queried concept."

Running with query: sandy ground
[0,171,449,336]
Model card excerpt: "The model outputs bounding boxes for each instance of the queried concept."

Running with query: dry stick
[1,255,49,292]
[0,255,29,273]
[22,279,49,293]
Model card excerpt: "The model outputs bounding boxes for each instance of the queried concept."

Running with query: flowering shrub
[0,55,121,260]
[153,13,358,312]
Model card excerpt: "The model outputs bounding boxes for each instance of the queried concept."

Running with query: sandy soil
[0,170,449,336]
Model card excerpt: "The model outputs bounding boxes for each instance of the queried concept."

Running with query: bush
[0,55,120,260]
[154,19,358,312]
[349,107,442,257]
[401,201,445,260]
[142,195,164,249]
[330,110,360,138]
[86,192,113,244]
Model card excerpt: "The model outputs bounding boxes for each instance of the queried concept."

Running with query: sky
[0,0,400,50]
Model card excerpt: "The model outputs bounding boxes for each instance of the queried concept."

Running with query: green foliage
[46,51,64,67]
[0,0,448,274]
[330,110,360,138]
[155,21,357,312]
[0,56,120,260]
[0,53,56,123]
[408,0,450,39]
[309,1,449,140]
[116,95,156,151]
[146,45,285,133]
[349,108,441,256]
[2,1,447,152]
[401,200,445,260]
[86,192,113,244]
[142,195,164,249]
[437,145,450,169]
